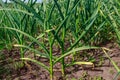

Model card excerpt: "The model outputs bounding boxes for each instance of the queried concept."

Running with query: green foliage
[0,0,120,79]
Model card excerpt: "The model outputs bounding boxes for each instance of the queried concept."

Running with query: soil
[0,41,120,80]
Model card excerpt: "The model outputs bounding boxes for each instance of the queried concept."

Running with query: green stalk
[48,24,53,80]
[61,46,65,76]
[49,43,53,80]
[61,27,66,76]
[20,40,24,58]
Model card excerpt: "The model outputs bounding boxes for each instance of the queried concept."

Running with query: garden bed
[1,41,120,80]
